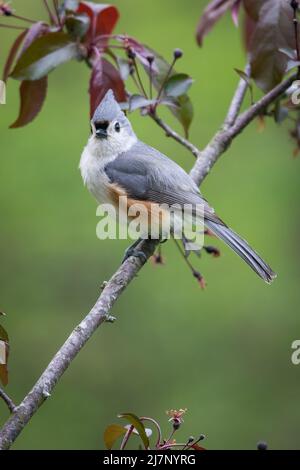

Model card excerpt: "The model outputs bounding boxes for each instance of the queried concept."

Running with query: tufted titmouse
[80,89,276,283]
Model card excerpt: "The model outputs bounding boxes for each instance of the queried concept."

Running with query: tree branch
[0,71,296,450]
[0,387,16,414]
[150,112,201,159]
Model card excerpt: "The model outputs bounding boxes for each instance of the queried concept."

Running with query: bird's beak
[95,128,108,139]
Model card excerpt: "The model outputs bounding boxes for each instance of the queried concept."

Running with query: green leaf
[118,413,149,449]
[117,57,131,81]
[65,13,90,39]
[104,424,127,449]
[129,94,155,111]
[171,94,194,138]
[117,38,194,135]
[11,32,79,81]
[163,73,193,98]
[234,68,254,104]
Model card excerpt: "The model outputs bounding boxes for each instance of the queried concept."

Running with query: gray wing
[105,141,224,225]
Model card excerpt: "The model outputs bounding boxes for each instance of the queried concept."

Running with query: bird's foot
[122,239,148,264]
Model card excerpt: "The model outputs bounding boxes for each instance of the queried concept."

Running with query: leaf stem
[131,54,147,97]
[43,0,56,25]
[140,416,162,448]
[172,237,199,277]
[11,14,37,24]
[120,425,134,450]
[53,0,62,28]
[156,57,176,103]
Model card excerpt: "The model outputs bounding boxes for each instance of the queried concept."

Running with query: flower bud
[173,48,183,60]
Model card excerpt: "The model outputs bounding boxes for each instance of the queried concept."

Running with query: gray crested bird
[80,89,276,284]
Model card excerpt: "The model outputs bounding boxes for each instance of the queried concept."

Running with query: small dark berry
[257,441,268,450]
[127,48,136,60]
[173,48,183,60]
[204,246,221,257]
[147,54,155,64]
[291,0,299,10]
[173,418,181,430]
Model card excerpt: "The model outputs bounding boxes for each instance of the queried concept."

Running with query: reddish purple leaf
[242,13,257,52]
[196,0,237,46]
[10,77,48,128]
[89,57,126,117]
[231,0,242,27]
[0,325,9,386]
[77,1,119,44]
[2,30,27,82]
[243,0,263,21]
[117,36,159,73]
[249,0,295,92]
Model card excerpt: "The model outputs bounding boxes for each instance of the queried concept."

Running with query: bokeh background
[0,0,300,450]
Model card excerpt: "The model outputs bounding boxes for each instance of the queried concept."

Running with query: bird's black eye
[114,122,121,132]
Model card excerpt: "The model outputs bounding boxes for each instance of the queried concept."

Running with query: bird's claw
[122,246,148,264]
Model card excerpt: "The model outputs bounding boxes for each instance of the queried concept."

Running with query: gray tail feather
[205,220,277,284]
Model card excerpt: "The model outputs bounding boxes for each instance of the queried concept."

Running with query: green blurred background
[0,0,300,450]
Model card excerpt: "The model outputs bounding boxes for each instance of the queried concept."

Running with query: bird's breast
[80,145,115,205]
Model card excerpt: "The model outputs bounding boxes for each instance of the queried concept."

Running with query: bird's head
[90,90,136,157]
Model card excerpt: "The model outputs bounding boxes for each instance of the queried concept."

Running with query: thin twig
[53,0,62,28]
[150,112,201,159]
[132,55,147,97]
[140,416,162,448]
[11,14,38,24]
[0,388,16,414]
[156,57,176,103]
[43,0,56,24]
[0,23,27,30]
[120,425,134,450]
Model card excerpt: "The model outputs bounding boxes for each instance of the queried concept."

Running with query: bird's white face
[89,117,137,160]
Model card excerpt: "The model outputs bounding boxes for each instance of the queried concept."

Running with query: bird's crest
[92,89,123,123]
